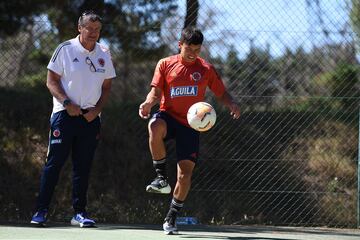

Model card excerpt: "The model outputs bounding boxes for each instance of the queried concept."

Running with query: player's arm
[208,65,240,119]
[139,86,162,119]
[218,91,241,119]
[47,69,82,116]
[83,78,112,122]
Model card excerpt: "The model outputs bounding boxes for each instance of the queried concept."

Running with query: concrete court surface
[1,223,360,240]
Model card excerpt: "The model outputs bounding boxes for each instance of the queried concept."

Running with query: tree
[184,0,199,28]
[0,0,178,100]
[46,0,106,41]
[331,63,359,111]
[240,45,278,110]
[350,0,360,55]
[101,0,177,100]
[0,0,47,38]
[350,0,360,35]
[224,45,242,93]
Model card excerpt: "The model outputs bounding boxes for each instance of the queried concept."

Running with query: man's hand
[229,102,240,119]
[83,107,100,122]
[65,103,82,116]
[139,102,151,119]
[139,87,161,119]
[218,91,241,119]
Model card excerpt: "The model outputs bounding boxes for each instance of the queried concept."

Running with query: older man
[30,10,116,227]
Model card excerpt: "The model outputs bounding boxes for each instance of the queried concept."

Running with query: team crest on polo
[191,72,202,82]
[53,129,61,137]
[98,58,105,67]
[170,86,198,98]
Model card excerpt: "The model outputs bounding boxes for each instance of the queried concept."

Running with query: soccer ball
[187,102,216,132]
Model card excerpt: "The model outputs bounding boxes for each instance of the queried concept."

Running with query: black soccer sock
[153,158,167,179]
[166,197,184,220]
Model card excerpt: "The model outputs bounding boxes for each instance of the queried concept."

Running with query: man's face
[78,18,101,45]
[179,42,202,62]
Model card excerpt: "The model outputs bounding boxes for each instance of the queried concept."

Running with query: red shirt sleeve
[208,66,225,97]
[151,59,166,89]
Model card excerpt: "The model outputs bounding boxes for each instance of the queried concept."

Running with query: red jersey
[151,54,226,126]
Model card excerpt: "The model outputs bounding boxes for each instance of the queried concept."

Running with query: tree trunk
[184,0,199,28]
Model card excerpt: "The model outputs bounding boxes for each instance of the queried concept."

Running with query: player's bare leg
[148,118,167,159]
[146,118,171,194]
[173,160,195,201]
[163,159,195,234]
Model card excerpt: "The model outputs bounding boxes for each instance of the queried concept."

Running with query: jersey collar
[75,35,98,55]
[178,54,197,66]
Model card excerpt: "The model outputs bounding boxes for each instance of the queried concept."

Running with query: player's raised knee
[148,118,166,136]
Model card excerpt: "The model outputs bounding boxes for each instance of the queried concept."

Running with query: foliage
[103,0,177,62]
[282,121,357,226]
[0,0,47,38]
[46,0,106,41]
[0,85,50,221]
[223,44,279,110]
[1,0,178,58]
[350,0,360,40]
[330,63,360,110]
[292,63,360,112]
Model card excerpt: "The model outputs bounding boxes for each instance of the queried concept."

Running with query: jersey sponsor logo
[51,139,62,144]
[170,86,198,98]
[191,72,202,82]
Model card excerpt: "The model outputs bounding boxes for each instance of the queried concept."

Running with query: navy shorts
[152,111,200,163]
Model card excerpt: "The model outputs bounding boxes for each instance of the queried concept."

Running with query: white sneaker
[70,212,95,228]
[146,177,171,194]
[163,218,178,235]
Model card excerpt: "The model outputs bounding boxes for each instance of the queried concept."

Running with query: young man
[30,11,116,227]
[139,27,240,234]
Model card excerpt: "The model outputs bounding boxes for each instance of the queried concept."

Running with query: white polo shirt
[47,36,116,114]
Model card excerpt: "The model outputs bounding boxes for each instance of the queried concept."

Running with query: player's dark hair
[78,10,102,26]
[180,27,204,45]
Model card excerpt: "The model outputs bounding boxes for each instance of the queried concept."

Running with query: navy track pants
[36,110,100,213]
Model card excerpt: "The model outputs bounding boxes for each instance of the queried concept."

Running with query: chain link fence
[0,0,359,227]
